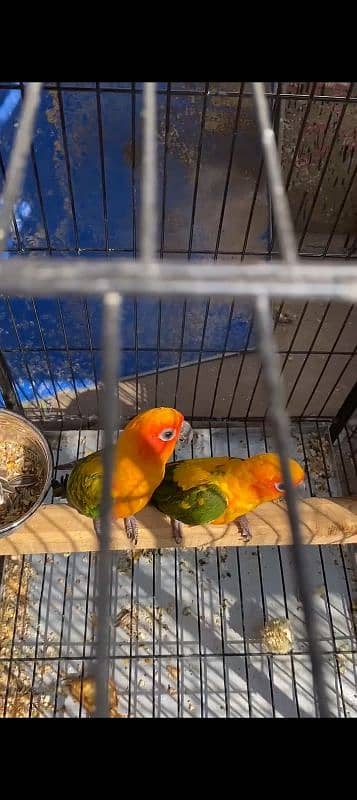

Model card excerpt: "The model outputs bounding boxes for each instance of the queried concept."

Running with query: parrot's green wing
[60,451,104,520]
[151,462,228,525]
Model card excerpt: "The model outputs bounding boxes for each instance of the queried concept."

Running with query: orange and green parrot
[151,453,305,544]
[52,407,191,545]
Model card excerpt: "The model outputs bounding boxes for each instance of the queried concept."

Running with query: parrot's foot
[124,516,139,546]
[171,518,184,546]
[234,515,252,543]
[94,516,138,545]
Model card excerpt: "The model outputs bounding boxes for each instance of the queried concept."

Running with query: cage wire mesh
[0,82,356,717]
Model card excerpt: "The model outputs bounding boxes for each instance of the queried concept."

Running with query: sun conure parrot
[52,407,191,545]
[151,453,305,544]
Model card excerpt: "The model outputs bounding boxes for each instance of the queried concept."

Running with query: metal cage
[0,82,356,718]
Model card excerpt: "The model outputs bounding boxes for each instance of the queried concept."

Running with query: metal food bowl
[0,409,53,538]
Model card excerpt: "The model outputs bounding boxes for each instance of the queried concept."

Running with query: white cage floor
[0,420,356,718]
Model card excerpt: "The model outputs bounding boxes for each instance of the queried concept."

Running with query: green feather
[152,471,227,525]
[52,451,103,520]
[66,462,102,519]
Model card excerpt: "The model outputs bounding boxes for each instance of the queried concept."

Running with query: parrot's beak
[179,420,193,445]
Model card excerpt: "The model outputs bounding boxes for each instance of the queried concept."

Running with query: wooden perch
[0,497,356,556]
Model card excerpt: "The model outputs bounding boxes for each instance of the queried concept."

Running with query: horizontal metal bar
[1,84,356,104]
[1,346,354,356]
[0,258,356,299]
[3,247,357,260]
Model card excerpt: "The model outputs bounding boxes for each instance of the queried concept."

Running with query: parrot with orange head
[52,407,191,544]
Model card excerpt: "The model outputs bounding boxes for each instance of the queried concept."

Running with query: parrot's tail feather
[124,516,138,546]
[171,518,184,546]
[234,515,252,543]
[51,475,69,499]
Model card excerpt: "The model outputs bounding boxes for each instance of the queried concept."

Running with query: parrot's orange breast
[111,455,165,519]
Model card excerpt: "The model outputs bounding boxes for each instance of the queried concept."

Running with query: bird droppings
[0,558,35,661]
[333,644,351,676]
[166,664,179,682]
[262,618,294,655]
[314,585,326,599]
[116,549,154,573]
[114,603,171,642]
[179,559,194,575]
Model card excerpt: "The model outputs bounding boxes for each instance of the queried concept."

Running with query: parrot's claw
[94,516,139,546]
[171,518,184,546]
[234,515,252,543]
[124,516,139,546]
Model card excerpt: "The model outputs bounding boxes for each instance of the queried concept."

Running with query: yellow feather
[172,454,304,526]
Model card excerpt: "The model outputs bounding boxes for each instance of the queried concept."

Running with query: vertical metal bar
[243,421,275,715]
[95,292,121,718]
[252,83,297,267]
[208,424,229,717]
[330,381,357,442]
[298,83,354,252]
[214,83,245,257]
[96,82,110,253]
[262,418,300,716]
[255,294,331,717]
[57,85,99,420]
[0,83,42,251]
[227,87,283,421]
[0,351,21,411]
[131,82,139,414]
[225,424,252,715]
[160,82,172,257]
[141,83,157,265]
[252,87,339,720]
[0,83,41,413]
[284,83,317,193]
[305,326,355,417]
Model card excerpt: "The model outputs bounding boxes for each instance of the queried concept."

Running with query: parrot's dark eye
[274,482,285,492]
[158,428,176,442]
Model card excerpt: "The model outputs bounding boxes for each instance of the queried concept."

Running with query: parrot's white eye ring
[274,482,285,492]
[158,428,176,442]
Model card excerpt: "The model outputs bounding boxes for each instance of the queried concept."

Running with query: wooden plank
[0,497,356,555]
